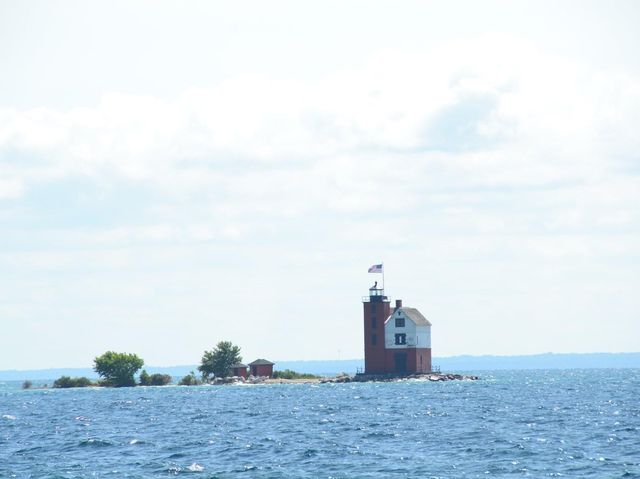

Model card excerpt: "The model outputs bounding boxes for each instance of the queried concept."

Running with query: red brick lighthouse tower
[363,282,391,374]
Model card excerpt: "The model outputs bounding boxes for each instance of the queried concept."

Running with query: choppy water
[1,369,639,478]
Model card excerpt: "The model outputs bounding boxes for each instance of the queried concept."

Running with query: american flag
[368,263,383,273]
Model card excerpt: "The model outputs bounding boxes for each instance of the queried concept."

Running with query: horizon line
[3,351,640,373]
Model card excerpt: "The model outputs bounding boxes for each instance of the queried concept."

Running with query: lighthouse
[362,284,432,374]
[362,284,391,374]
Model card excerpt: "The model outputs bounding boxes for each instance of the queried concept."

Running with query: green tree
[198,341,242,380]
[93,351,144,387]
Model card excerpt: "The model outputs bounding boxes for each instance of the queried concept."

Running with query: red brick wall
[250,364,273,377]
[414,348,432,373]
[363,299,390,374]
[233,367,248,378]
[383,348,432,374]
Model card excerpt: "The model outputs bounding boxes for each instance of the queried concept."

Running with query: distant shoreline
[2,352,639,381]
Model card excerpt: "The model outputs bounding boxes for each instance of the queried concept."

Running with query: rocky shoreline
[321,372,479,383]
[208,372,479,385]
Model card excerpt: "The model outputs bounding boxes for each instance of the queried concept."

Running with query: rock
[351,372,479,383]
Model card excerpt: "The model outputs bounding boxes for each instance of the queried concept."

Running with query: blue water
[1,369,639,478]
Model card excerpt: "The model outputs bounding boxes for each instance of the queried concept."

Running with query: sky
[1,0,639,370]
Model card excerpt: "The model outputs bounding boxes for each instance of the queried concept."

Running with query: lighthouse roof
[388,307,432,326]
[249,358,275,366]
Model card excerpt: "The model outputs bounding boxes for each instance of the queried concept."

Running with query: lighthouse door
[394,352,407,372]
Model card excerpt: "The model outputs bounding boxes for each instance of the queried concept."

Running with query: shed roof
[249,359,275,366]
[230,363,248,369]
[389,307,432,326]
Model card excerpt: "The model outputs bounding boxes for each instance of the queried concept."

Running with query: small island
[23,277,481,390]
[26,340,476,390]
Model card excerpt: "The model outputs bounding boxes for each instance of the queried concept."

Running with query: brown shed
[249,359,274,378]
[230,363,248,378]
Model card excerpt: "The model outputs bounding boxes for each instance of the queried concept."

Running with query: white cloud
[1,34,639,366]
[2,37,638,236]
[0,177,23,198]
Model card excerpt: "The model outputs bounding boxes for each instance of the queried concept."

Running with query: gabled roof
[387,307,432,326]
[403,307,432,326]
[249,359,274,365]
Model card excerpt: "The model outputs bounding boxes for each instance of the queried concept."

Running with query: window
[371,317,377,329]
[395,333,406,345]
[372,334,377,346]
[395,317,405,327]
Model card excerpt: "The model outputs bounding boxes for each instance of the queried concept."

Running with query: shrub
[149,373,172,386]
[179,371,200,386]
[139,369,151,386]
[52,376,94,388]
[272,369,320,380]
[140,369,172,386]
[22,380,33,389]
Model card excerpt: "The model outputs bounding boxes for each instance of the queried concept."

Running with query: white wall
[384,309,431,349]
